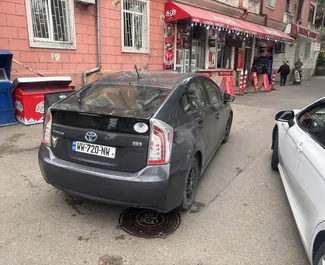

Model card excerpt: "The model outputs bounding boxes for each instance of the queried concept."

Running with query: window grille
[122,0,149,53]
[27,0,76,49]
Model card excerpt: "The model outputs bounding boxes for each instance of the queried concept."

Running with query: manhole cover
[118,208,180,238]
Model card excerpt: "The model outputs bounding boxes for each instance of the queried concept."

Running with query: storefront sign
[218,71,233,76]
[237,48,245,70]
[199,72,212,78]
[298,26,309,37]
[164,23,175,70]
[166,9,176,19]
[290,23,320,40]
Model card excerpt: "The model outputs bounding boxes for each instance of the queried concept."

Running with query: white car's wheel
[271,130,279,171]
[314,241,325,265]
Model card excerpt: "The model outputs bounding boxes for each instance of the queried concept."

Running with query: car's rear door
[199,77,229,145]
[180,78,217,163]
[293,102,325,249]
[278,118,308,207]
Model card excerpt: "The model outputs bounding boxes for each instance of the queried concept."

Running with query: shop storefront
[164,2,294,85]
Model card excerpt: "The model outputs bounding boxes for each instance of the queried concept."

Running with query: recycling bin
[12,77,73,125]
[0,50,16,126]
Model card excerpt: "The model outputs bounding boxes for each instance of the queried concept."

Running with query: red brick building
[0,0,165,87]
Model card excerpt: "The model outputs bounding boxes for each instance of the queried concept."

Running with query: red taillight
[148,119,173,165]
[43,109,52,147]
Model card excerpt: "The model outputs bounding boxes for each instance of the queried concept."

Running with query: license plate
[72,141,116,159]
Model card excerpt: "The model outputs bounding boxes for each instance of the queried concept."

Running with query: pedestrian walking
[278,60,290,86]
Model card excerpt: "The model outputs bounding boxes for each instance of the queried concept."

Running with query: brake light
[148,119,173,165]
[43,109,52,147]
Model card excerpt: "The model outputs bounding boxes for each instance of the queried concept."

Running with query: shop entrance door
[244,48,252,75]
[191,39,204,72]
[175,49,190,73]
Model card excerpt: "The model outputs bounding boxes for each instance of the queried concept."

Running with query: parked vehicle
[38,71,234,213]
[271,97,325,265]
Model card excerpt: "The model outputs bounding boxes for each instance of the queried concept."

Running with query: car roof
[94,71,193,89]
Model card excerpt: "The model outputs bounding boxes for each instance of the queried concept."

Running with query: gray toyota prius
[38,71,234,213]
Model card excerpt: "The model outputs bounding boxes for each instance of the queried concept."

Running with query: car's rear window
[63,83,172,112]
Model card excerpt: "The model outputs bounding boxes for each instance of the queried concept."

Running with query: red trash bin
[12,77,73,125]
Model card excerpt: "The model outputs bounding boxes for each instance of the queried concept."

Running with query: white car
[271,97,325,265]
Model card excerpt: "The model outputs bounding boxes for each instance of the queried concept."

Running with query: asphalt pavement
[1,77,325,265]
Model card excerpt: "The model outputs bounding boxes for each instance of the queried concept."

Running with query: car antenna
[134,64,142,79]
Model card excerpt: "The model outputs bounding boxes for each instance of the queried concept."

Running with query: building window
[309,4,316,24]
[297,0,305,22]
[266,0,275,8]
[285,0,292,13]
[122,0,149,53]
[274,42,286,54]
[26,0,76,49]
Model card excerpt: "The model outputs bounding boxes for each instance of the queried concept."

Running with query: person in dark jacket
[278,61,290,86]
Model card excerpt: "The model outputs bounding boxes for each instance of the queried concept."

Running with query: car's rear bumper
[38,144,187,213]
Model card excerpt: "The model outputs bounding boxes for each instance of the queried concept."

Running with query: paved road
[1,78,325,265]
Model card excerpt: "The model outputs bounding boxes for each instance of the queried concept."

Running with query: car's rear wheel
[271,130,279,171]
[314,241,325,265]
[222,114,233,144]
[178,156,199,212]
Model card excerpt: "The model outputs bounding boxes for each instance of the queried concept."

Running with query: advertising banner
[164,23,175,70]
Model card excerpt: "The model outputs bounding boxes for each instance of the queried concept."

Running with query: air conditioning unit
[75,0,95,5]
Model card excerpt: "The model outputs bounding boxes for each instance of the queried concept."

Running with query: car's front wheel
[271,129,279,171]
[314,241,325,265]
[178,156,199,212]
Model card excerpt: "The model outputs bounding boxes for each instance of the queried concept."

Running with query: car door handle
[296,143,304,153]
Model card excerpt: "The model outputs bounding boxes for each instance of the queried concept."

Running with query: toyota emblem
[85,131,97,142]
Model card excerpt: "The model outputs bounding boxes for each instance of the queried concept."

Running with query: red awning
[165,2,294,42]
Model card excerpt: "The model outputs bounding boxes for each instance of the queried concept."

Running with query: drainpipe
[260,0,268,26]
[82,0,101,86]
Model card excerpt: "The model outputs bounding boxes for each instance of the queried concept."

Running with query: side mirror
[275,110,295,127]
[224,93,235,103]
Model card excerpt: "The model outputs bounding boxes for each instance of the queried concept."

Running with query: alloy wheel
[186,168,197,202]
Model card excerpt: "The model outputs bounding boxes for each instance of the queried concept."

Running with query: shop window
[274,43,286,54]
[266,0,275,8]
[26,0,76,49]
[122,0,149,53]
[217,45,232,69]
[309,4,316,24]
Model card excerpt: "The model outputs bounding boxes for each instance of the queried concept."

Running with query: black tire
[178,156,199,212]
[222,114,233,144]
[314,241,325,265]
[271,130,279,171]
